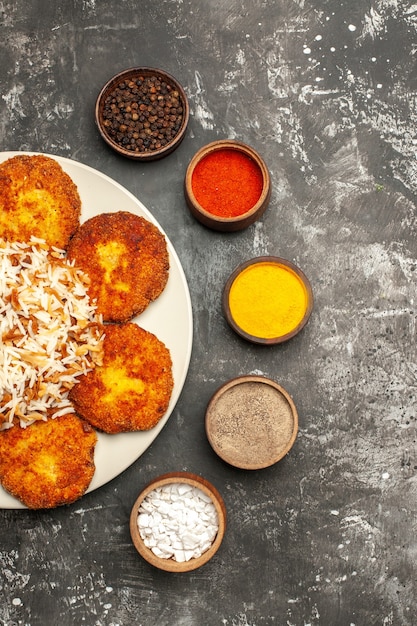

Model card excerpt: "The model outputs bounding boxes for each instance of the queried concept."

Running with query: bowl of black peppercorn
[95,67,189,161]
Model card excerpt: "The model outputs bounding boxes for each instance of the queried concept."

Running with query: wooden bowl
[184,140,271,231]
[205,375,298,470]
[130,472,226,572]
[95,67,189,161]
[223,256,313,344]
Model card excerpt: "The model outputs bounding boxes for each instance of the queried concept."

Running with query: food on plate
[0,157,176,509]
[0,238,104,431]
[0,413,97,509]
[67,211,169,322]
[0,154,81,249]
[69,322,173,433]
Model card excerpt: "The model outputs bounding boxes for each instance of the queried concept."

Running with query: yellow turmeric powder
[228,261,309,339]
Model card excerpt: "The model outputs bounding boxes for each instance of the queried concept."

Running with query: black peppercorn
[101,73,185,154]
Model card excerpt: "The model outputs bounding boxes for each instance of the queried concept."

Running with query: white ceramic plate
[0,151,193,509]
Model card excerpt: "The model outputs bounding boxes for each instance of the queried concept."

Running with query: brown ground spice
[206,381,296,469]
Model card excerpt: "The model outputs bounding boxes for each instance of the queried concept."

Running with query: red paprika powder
[191,148,264,218]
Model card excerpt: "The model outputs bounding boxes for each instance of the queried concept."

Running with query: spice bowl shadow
[223,256,314,345]
[129,471,227,573]
[205,375,298,470]
[184,139,271,231]
[95,67,189,161]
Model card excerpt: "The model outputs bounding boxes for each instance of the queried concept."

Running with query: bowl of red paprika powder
[95,67,189,160]
[184,140,271,231]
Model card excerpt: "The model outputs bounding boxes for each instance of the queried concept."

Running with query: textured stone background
[0,1,416,625]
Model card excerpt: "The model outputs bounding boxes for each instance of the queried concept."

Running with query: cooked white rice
[0,237,104,430]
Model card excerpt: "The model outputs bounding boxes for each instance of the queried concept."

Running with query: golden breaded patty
[67,211,169,322]
[0,154,81,249]
[0,414,97,509]
[69,322,174,433]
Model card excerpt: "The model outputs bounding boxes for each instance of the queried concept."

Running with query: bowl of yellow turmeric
[222,256,313,345]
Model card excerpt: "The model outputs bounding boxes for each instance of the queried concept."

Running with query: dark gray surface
[1,1,416,625]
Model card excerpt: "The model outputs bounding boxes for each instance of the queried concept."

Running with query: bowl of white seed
[129,472,227,572]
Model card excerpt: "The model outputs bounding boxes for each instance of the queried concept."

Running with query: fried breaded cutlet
[0,154,81,249]
[66,211,169,323]
[0,414,97,509]
[69,322,174,434]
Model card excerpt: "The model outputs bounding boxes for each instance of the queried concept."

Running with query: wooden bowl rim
[184,139,271,231]
[222,255,314,344]
[205,374,299,470]
[95,66,189,161]
[129,471,226,572]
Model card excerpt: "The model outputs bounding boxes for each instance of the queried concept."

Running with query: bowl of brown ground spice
[95,67,189,160]
[205,375,298,470]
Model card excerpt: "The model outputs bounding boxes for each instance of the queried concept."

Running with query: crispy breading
[0,413,97,509]
[69,322,174,433]
[66,211,169,322]
[0,154,81,249]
